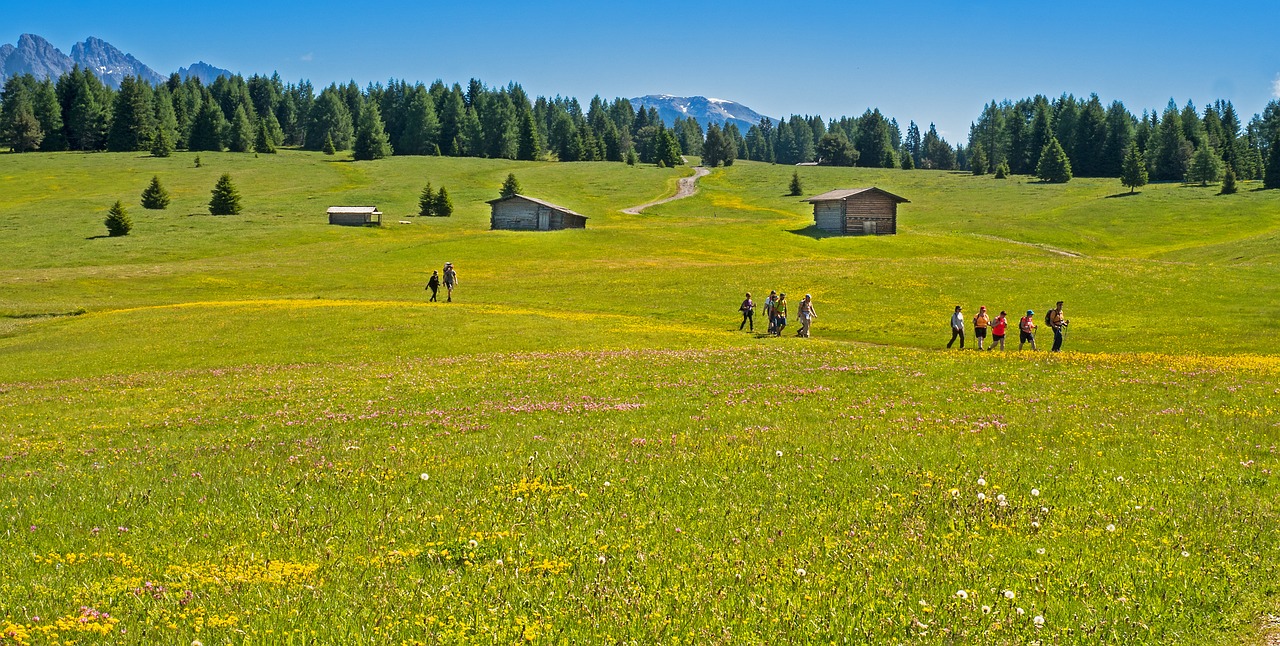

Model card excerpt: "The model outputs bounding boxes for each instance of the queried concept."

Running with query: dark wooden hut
[805,188,909,235]
[487,194,588,231]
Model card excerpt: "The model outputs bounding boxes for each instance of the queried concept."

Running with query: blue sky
[9,0,1280,141]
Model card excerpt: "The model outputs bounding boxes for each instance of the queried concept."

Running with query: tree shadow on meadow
[786,225,842,240]
[84,234,112,240]
[1104,192,1141,198]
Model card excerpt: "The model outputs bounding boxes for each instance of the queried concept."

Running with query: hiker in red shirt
[989,310,1008,351]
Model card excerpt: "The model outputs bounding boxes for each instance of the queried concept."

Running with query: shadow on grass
[84,234,111,240]
[786,225,843,240]
[1104,191,1140,198]
[323,158,356,163]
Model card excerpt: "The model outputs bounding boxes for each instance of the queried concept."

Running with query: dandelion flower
[776,450,783,457]
[598,555,607,564]
[1106,524,1116,532]
[1040,506,1049,513]
[419,473,429,481]
[996,494,1006,502]
[982,605,991,614]
[955,589,968,599]
[977,478,987,486]
[1016,607,1025,615]
[1181,551,1190,558]
[193,641,204,646]
[795,568,806,576]
[977,493,986,501]
[1033,615,1045,627]
[1115,476,1124,482]
[949,488,960,497]
[603,481,611,487]
[1003,590,1016,599]
[495,559,504,566]
[1030,488,1040,497]
[1036,548,1046,555]
[468,539,478,548]
[516,496,523,503]
[1031,521,1040,529]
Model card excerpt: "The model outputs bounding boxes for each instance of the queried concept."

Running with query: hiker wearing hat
[1049,301,1068,352]
[973,306,991,350]
[947,305,965,349]
[774,293,788,337]
[762,291,777,334]
[1019,309,1037,351]
[989,310,1009,351]
[796,294,817,338]
[442,262,458,302]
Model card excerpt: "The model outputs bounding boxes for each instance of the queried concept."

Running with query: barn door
[863,220,876,235]
[538,209,550,230]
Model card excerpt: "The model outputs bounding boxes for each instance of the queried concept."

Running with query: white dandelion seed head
[603,481,611,487]
[598,555,607,564]
[977,492,986,500]
[982,605,992,614]
[977,477,986,486]
[1040,506,1049,513]
[1031,488,1040,497]
[1033,615,1045,627]
[1017,607,1026,615]
[495,558,504,566]
[515,496,523,503]
[1181,550,1190,557]
[776,450,783,457]
[1003,590,1016,599]
[468,539,478,548]
[1036,548,1046,555]
[1106,524,1116,532]
[996,494,1006,502]
[1031,521,1041,529]
[795,568,806,576]
[419,473,429,481]
[1115,476,1124,482]
[955,589,968,599]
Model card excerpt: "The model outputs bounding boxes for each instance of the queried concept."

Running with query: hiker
[762,291,777,334]
[442,262,458,302]
[948,305,965,349]
[796,294,817,338]
[989,310,1008,351]
[774,293,789,337]
[973,306,991,350]
[1019,310,1037,351]
[426,270,440,302]
[739,292,755,332]
[1049,301,1068,352]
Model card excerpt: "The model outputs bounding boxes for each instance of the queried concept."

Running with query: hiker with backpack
[1049,301,1068,352]
[1019,310,1037,351]
[425,270,440,302]
[989,310,1008,351]
[973,306,991,350]
[442,262,458,302]
[739,293,755,332]
[947,305,965,349]
[763,291,777,335]
[796,294,817,338]
[774,293,789,337]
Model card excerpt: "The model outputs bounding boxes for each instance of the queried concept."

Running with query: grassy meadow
[1,150,1278,644]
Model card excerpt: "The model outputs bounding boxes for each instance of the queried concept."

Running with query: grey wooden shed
[327,206,383,226]
[487,195,588,231]
[805,188,909,235]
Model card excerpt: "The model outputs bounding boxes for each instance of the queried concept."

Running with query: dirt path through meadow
[622,162,710,214]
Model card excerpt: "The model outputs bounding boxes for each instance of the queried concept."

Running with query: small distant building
[487,194,588,231]
[805,188,909,235]
[327,206,382,226]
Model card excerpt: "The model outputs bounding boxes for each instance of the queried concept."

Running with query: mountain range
[629,94,771,132]
[0,33,234,88]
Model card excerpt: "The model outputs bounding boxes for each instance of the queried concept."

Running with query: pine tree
[188,97,227,152]
[194,155,202,168]
[900,150,915,170]
[788,171,803,196]
[209,173,242,215]
[106,76,156,152]
[322,134,336,155]
[150,127,174,157]
[500,173,521,197]
[1036,136,1073,183]
[255,121,277,153]
[140,176,171,209]
[1220,167,1238,195]
[227,105,255,153]
[353,101,392,160]
[0,90,44,152]
[1120,146,1148,193]
[703,124,725,167]
[418,183,435,216]
[625,148,638,166]
[994,161,1010,179]
[1265,139,1280,190]
[433,187,453,217]
[305,88,354,151]
[970,142,988,175]
[1187,143,1223,186]
[104,200,132,237]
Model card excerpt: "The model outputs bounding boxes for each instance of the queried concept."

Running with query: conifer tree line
[966,93,1280,184]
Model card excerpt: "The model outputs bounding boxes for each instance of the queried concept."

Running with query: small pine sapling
[418,183,435,217]
[105,200,132,236]
[788,171,803,196]
[209,173,242,215]
[140,176,170,209]
[500,173,521,198]
[434,187,453,217]
[1220,167,1238,195]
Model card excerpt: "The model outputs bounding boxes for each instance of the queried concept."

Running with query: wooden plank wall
[813,201,844,232]
[843,193,897,235]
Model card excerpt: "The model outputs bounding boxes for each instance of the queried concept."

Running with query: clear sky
[8,0,1280,142]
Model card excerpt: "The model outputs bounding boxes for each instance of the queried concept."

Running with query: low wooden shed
[487,194,588,231]
[805,188,909,235]
[327,206,382,226]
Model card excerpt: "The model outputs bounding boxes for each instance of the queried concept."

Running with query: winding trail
[622,163,710,214]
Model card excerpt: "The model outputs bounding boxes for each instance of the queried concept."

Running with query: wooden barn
[805,188,909,235]
[487,194,588,231]
[327,206,382,226]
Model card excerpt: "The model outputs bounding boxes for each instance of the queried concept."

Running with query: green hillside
[0,151,1277,644]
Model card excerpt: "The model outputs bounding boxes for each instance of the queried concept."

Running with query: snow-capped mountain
[629,94,772,131]
[70,36,164,87]
[0,33,232,89]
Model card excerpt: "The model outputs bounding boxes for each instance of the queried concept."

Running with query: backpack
[1043,310,1053,327]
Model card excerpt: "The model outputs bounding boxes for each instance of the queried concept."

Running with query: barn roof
[486,194,588,219]
[327,206,382,214]
[805,188,910,203]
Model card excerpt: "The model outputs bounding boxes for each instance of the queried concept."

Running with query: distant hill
[0,33,231,89]
[629,94,771,131]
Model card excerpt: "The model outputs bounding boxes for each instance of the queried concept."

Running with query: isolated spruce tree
[150,127,174,157]
[433,187,453,217]
[1187,143,1223,186]
[788,171,803,196]
[1264,139,1280,189]
[500,173,521,198]
[140,176,170,209]
[1036,136,1072,183]
[418,183,435,216]
[353,102,392,160]
[104,200,132,237]
[1220,167,1238,195]
[322,134,336,155]
[994,161,1010,179]
[625,148,638,166]
[900,151,915,170]
[227,105,254,153]
[255,121,277,154]
[194,155,202,168]
[1120,146,1148,193]
[970,142,988,175]
[209,173,242,215]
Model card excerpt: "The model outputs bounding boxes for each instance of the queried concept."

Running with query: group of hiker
[949,301,1069,352]
[425,262,459,302]
[738,291,818,338]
